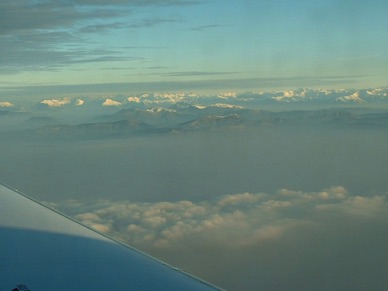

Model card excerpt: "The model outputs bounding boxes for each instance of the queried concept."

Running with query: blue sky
[1,0,388,96]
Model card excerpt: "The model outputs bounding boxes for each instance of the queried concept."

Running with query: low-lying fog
[1,126,387,202]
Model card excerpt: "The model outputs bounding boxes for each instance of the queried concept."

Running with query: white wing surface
[0,183,219,290]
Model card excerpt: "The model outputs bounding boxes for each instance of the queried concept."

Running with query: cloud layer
[0,0,198,74]
[47,186,388,290]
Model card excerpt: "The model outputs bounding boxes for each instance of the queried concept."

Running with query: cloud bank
[0,0,202,75]
[102,98,122,106]
[48,186,388,290]
[40,98,71,107]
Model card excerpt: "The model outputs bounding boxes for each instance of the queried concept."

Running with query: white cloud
[127,96,140,103]
[272,89,313,102]
[337,91,365,103]
[191,105,206,109]
[366,88,388,97]
[284,90,297,98]
[153,92,187,103]
[124,92,189,106]
[217,92,237,99]
[217,192,267,207]
[211,103,243,109]
[40,98,71,107]
[89,223,111,233]
[75,99,84,106]
[0,101,14,107]
[102,98,122,106]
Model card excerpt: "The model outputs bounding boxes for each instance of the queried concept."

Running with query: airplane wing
[0,183,220,290]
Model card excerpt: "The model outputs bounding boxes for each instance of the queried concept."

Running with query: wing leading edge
[0,183,220,290]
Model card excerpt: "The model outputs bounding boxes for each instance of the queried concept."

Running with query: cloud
[217,92,237,99]
[47,187,388,289]
[190,24,223,31]
[0,1,194,35]
[0,1,192,35]
[40,98,71,107]
[209,103,243,109]
[127,96,141,103]
[66,55,144,65]
[337,91,365,103]
[0,2,82,34]
[272,89,311,102]
[162,71,237,77]
[131,92,190,105]
[102,98,122,106]
[0,36,142,73]
[0,101,14,107]
[127,17,180,29]
[367,88,388,97]
[75,99,85,106]
[78,22,128,33]
[0,1,199,74]
[73,0,201,6]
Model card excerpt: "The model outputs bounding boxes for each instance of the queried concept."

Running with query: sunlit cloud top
[46,186,388,290]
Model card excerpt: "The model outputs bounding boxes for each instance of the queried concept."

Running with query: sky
[1,0,388,97]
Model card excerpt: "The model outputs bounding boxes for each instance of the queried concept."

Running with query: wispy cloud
[190,24,223,31]
[73,0,202,6]
[0,75,369,97]
[0,1,198,35]
[127,17,180,29]
[79,22,128,33]
[66,55,145,64]
[0,1,199,74]
[0,44,143,74]
[161,71,237,77]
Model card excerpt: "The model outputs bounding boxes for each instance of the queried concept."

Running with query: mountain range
[2,86,388,140]
[2,105,387,141]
